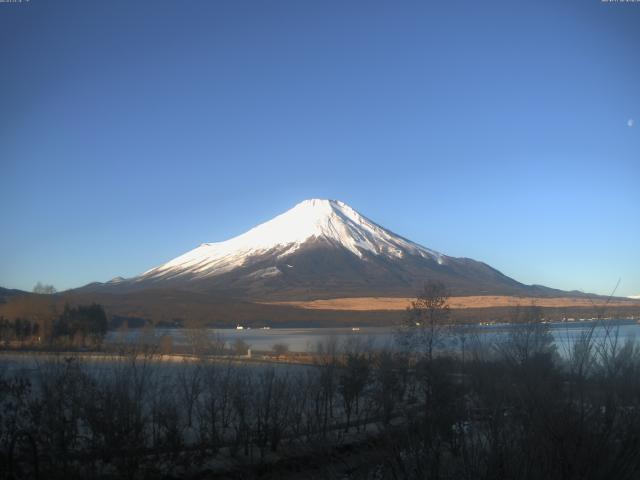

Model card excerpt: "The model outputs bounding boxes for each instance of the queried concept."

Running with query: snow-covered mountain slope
[140,199,443,282]
[80,199,569,300]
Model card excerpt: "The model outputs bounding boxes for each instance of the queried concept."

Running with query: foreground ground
[3,319,640,480]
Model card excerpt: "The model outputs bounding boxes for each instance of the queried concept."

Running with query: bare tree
[400,281,451,361]
[196,363,233,456]
[272,342,289,358]
[233,339,250,356]
[497,304,555,366]
[374,350,405,425]
[159,334,173,356]
[252,368,292,457]
[177,363,203,428]
[338,352,370,432]
[33,282,57,295]
[208,331,226,356]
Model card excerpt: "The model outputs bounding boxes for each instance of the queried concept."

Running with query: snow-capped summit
[140,199,441,283]
[86,198,552,300]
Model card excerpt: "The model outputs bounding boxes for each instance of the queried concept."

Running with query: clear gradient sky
[1,0,639,296]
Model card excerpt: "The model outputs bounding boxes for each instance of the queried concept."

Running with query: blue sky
[1,0,638,296]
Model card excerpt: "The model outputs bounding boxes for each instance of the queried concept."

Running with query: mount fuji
[82,199,567,300]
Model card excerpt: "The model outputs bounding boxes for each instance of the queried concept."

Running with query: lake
[105,319,640,354]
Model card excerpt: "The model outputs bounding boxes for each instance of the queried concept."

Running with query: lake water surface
[105,319,640,354]
[1,320,638,375]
